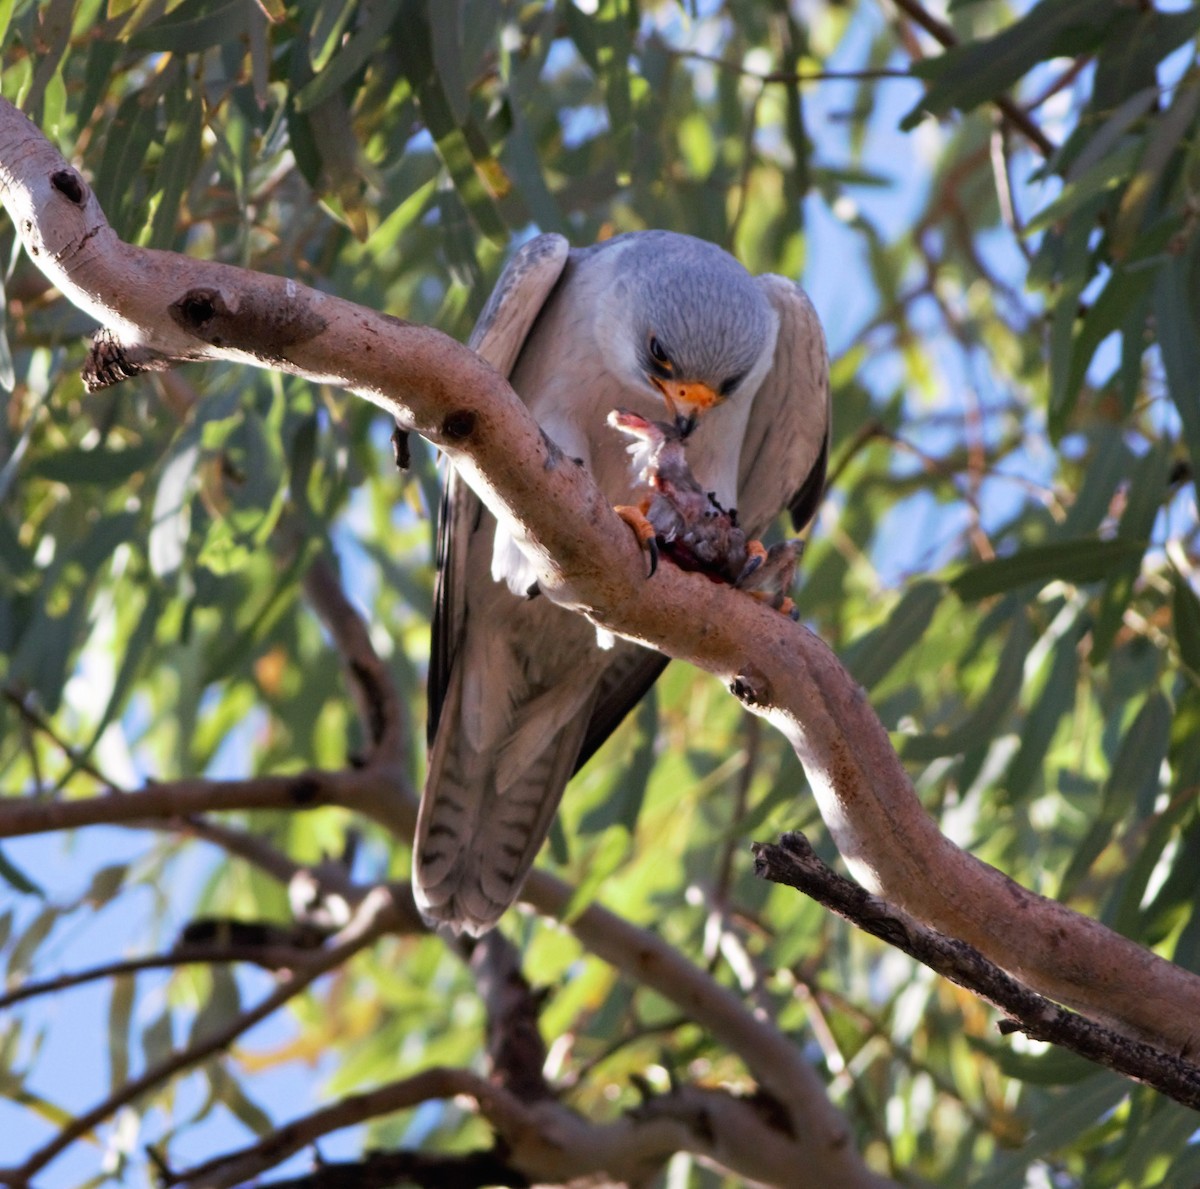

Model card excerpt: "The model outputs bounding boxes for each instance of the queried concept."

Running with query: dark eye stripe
[720,372,746,396]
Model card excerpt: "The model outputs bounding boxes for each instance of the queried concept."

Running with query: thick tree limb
[2,91,1199,1107]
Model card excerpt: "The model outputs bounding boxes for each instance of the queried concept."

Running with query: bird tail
[414,675,581,936]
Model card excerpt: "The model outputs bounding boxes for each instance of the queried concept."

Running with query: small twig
[2,686,121,793]
[666,46,915,86]
[1025,55,1091,114]
[0,939,319,1011]
[754,832,1200,1112]
[990,126,1035,264]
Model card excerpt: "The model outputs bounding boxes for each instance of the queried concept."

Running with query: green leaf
[0,847,45,897]
[208,1063,274,1136]
[0,277,14,393]
[1003,617,1083,803]
[147,74,204,249]
[141,1008,175,1070]
[904,0,1123,127]
[579,689,656,835]
[6,906,59,980]
[1061,265,1154,406]
[128,0,250,52]
[1174,572,1200,678]
[1155,255,1200,478]
[392,0,507,243]
[562,827,631,922]
[843,580,943,691]
[188,965,242,1047]
[307,0,358,73]
[293,0,397,113]
[902,613,1030,761]
[950,538,1146,601]
[26,441,159,486]
[92,89,160,242]
[1091,441,1172,660]
[1111,71,1200,260]
[1058,693,1170,899]
[149,436,200,579]
[108,974,135,1091]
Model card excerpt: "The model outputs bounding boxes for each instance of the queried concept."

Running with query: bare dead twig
[754,832,1200,1112]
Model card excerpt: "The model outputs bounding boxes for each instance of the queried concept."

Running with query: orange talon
[615,504,660,577]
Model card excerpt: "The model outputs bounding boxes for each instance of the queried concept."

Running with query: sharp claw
[737,555,763,584]
[646,535,659,578]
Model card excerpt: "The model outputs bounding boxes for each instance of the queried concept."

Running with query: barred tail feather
[415,683,584,935]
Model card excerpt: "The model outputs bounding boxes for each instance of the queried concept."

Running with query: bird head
[601,233,778,429]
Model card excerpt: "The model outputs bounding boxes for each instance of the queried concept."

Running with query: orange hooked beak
[651,376,721,419]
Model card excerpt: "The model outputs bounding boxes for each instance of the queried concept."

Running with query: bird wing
[428,233,570,743]
[737,276,831,536]
[574,648,669,774]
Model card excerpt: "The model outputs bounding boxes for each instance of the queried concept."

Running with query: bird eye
[648,336,669,365]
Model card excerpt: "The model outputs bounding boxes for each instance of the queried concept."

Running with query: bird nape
[413,230,831,936]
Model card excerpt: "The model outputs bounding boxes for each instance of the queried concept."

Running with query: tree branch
[0,766,402,838]
[302,550,410,765]
[166,1061,852,1189]
[0,937,321,1012]
[0,884,415,1185]
[755,833,1200,1112]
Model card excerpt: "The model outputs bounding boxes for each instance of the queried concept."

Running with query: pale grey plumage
[415,231,830,935]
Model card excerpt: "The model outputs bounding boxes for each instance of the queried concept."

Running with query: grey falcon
[414,230,831,935]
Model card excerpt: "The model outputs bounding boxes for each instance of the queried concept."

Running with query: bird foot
[746,590,800,620]
[615,504,660,577]
[736,539,769,583]
[737,539,804,617]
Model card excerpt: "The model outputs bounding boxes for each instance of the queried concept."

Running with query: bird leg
[614,503,660,577]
